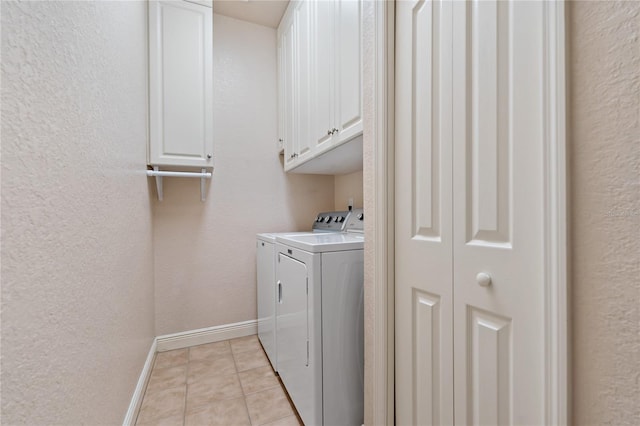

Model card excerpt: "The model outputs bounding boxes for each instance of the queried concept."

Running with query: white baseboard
[123,320,257,424]
[156,319,258,352]
[123,338,157,426]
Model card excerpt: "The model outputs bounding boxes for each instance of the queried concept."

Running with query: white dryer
[256,211,352,371]
[275,210,364,426]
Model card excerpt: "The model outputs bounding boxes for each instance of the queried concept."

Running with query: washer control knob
[357,213,364,220]
[326,216,333,223]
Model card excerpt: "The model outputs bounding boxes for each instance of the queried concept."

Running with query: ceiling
[212,0,289,29]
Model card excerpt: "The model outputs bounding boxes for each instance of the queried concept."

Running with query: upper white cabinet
[315,0,362,144]
[279,1,316,170]
[148,0,213,169]
[278,14,296,167]
[278,0,363,174]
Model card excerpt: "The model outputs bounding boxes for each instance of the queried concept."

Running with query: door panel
[395,1,454,424]
[412,290,443,425]
[277,34,284,152]
[335,0,363,141]
[453,1,546,424]
[313,0,334,149]
[282,20,297,168]
[295,1,314,161]
[465,0,510,246]
[468,307,512,426]
[149,0,213,167]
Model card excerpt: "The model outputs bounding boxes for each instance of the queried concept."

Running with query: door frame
[366,1,569,424]
[364,0,395,424]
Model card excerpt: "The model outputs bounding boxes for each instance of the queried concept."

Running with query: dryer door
[276,253,313,424]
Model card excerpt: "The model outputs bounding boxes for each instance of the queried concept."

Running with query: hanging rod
[146,169,212,178]
[147,166,212,202]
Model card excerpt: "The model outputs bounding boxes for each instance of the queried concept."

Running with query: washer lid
[276,233,364,253]
[257,232,317,243]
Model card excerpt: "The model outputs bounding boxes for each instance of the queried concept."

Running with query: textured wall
[361,1,376,424]
[570,1,640,424]
[1,1,155,424]
[334,171,364,210]
[153,14,334,335]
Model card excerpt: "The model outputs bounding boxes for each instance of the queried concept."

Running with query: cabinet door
[312,0,335,150]
[334,0,362,143]
[149,0,213,168]
[295,1,314,164]
[277,35,285,153]
[281,17,298,169]
[276,254,313,425]
[257,241,276,370]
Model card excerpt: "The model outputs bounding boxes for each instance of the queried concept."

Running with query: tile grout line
[243,382,283,398]
[182,348,191,426]
[229,338,255,425]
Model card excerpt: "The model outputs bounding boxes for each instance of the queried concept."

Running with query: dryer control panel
[344,208,364,233]
[312,211,351,232]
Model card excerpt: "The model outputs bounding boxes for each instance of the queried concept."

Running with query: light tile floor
[135,335,303,426]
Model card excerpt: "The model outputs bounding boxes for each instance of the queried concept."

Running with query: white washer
[256,211,352,371]
[274,210,364,426]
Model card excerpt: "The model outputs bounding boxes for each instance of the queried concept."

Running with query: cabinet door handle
[327,129,333,136]
[279,138,283,142]
[277,281,283,303]
[331,128,339,134]
[290,153,298,159]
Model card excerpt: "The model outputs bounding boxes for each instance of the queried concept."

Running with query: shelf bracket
[147,166,212,202]
[200,168,206,202]
[153,166,164,201]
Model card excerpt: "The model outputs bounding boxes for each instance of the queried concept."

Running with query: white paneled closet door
[395,1,454,425]
[452,1,547,424]
[396,1,564,425]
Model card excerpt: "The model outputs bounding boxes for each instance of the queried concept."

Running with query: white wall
[570,1,640,424]
[153,14,335,335]
[0,1,155,424]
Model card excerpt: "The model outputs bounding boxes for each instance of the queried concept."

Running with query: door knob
[476,272,492,287]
